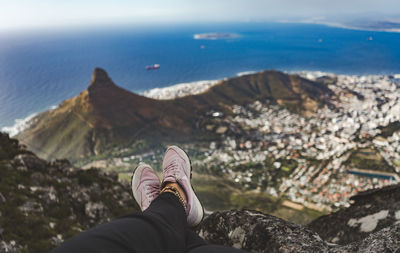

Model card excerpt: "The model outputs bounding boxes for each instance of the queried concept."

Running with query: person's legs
[51,192,187,253]
[52,147,248,253]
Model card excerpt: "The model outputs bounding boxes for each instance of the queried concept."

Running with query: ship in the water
[146,64,160,70]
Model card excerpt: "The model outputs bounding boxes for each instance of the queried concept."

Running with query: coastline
[1,105,57,137]
[2,22,400,133]
[291,20,400,34]
[0,70,262,136]
[143,79,222,100]
[2,70,400,137]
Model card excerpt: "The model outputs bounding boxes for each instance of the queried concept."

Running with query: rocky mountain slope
[16,68,194,160]
[1,133,399,253]
[16,68,333,160]
[0,133,140,253]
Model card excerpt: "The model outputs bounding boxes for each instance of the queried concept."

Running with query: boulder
[12,154,47,172]
[197,210,400,253]
[0,240,23,253]
[309,184,400,245]
[18,201,44,215]
[332,224,400,253]
[197,210,331,253]
[85,202,110,221]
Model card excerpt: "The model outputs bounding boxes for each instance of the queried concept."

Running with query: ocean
[1,22,400,130]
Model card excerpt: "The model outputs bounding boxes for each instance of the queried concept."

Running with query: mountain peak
[17,68,334,160]
[88,68,115,92]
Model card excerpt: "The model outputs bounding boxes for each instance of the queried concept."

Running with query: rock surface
[0,133,140,253]
[309,184,400,245]
[197,210,400,253]
[197,210,331,252]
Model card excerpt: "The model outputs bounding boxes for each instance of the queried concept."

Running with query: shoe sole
[167,146,204,227]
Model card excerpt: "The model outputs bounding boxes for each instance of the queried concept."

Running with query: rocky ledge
[1,132,399,253]
[309,184,400,245]
[197,209,400,252]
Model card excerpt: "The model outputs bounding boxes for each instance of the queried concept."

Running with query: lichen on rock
[197,209,400,253]
[309,184,400,245]
[197,210,332,253]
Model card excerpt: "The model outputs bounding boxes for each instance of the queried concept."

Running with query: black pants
[52,193,247,253]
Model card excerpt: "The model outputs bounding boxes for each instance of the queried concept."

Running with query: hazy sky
[1,0,399,31]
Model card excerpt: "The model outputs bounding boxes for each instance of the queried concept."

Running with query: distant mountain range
[16,68,333,160]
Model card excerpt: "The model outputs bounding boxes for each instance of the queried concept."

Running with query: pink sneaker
[162,146,204,227]
[131,163,161,211]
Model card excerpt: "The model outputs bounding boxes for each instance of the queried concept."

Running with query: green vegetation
[345,147,395,173]
[192,173,323,225]
[378,121,400,137]
[229,159,298,190]
[0,133,140,252]
[0,160,139,252]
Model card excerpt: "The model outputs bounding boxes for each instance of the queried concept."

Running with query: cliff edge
[1,132,399,253]
[197,209,400,252]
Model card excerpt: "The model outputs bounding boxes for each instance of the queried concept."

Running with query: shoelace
[163,158,179,179]
[144,183,160,203]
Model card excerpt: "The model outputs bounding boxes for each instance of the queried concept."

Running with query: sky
[0,0,399,31]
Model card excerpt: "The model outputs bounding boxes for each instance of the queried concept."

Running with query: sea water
[1,22,400,130]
